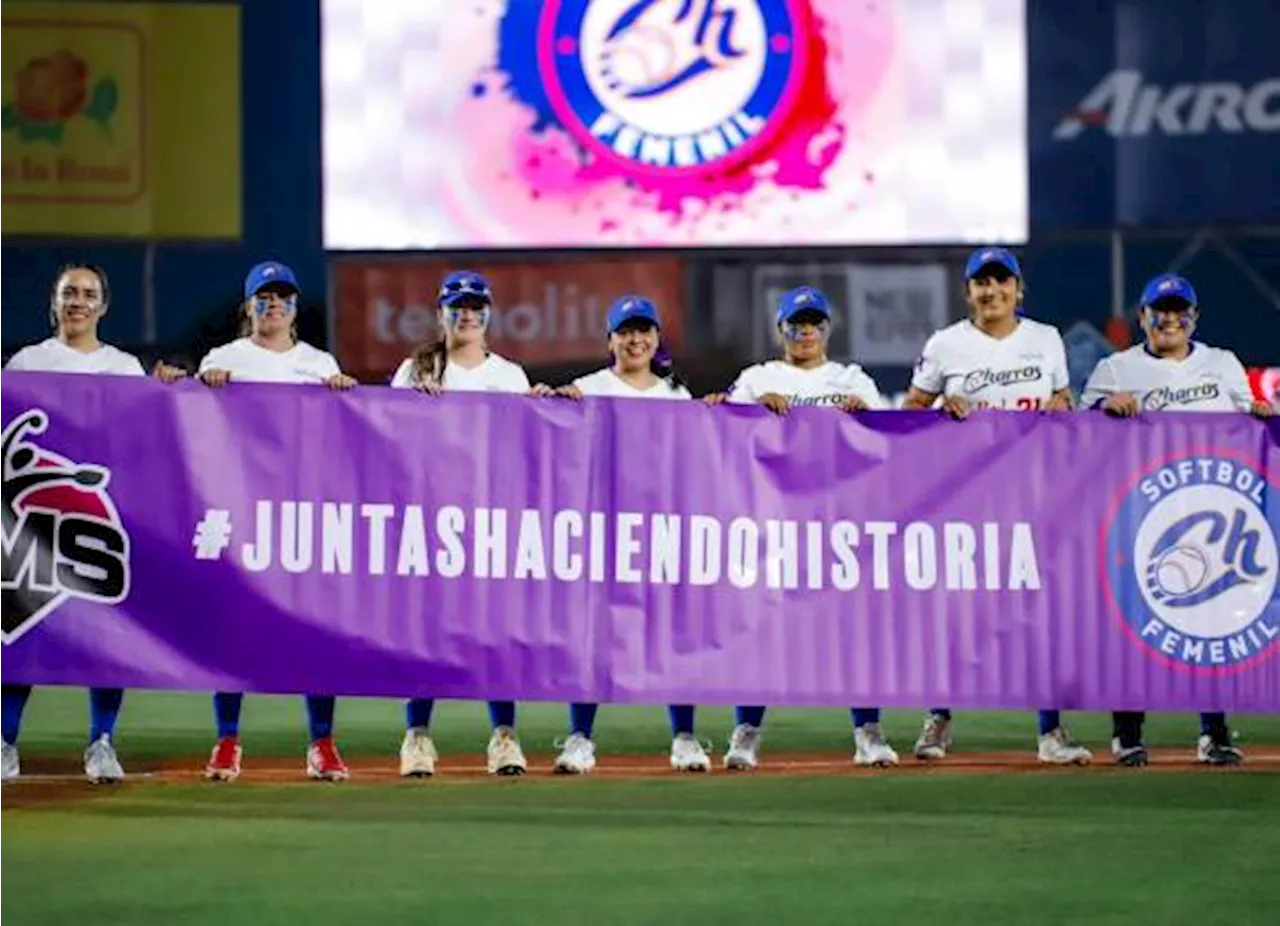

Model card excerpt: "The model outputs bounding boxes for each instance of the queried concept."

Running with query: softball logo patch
[1104,456,1279,670]
[540,0,803,174]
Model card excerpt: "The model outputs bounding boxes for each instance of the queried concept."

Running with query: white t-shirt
[573,367,692,401]
[4,337,145,377]
[729,360,883,408]
[390,352,530,393]
[199,337,341,385]
[1080,343,1253,412]
[911,318,1068,410]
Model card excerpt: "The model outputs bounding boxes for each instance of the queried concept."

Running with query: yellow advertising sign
[1,2,241,238]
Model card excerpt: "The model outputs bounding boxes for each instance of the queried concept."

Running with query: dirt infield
[4,747,1277,808]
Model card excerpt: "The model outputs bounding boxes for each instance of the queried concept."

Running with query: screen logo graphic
[540,0,804,175]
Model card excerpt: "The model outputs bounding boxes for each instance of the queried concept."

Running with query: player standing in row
[390,271,532,777]
[903,247,1093,766]
[1082,272,1274,766]
[717,286,899,771]
[546,295,714,774]
[2,264,185,783]
[198,261,358,782]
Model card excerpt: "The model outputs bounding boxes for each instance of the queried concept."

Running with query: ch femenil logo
[1103,455,1279,670]
[540,0,802,174]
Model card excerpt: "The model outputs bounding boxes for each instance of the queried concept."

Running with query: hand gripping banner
[3,373,1277,710]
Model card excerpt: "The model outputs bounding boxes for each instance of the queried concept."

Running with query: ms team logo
[1103,456,1279,671]
[539,0,805,174]
[1,410,131,645]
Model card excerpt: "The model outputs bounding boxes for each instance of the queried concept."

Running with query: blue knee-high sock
[1038,710,1061,736]
[405,698,435,730]
[213,692,244,739]
[569,702,598,737]
[735,706,767,727]
[930,708,952,721]
[851,708,880,728]
[306,696,336,741]
[89,688,124,741]
[1200,712,1228,738]
[2,684,33,745]
[488,700,516,730]
[668,705,695,736]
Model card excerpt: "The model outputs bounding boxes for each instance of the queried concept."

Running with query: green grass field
[5,690,1280,925]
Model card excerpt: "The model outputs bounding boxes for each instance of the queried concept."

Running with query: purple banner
[3,373,1278,710]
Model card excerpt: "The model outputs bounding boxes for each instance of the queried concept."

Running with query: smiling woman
[1,262,187,787]
[900,246,1088,768]
[536,294,705,776]
[195,260,358,786]
[388,269,534,783]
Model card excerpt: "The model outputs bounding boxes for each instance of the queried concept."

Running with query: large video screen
[322,0,1027,249]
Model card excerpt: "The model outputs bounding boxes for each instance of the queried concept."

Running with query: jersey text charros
[4,338,145,377]
[729,361,883,408]
[1080,344,1253,413]
[573,368,691,401]
[912,319,1068,410]
[390,353,530,393]
[199,338,341,385]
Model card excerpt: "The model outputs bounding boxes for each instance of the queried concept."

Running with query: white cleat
[399,727,438,778]
[2,741,19,781]
[1111,737,1149,767]
[913,712,953,761]
[854,723,900,768]
[84,734,125,784]
[1037,727,1092,765]
[487,726,528,776]
[1196,734,1244,766]
[670,733,712,772]
[553,733,597,774]
[723,723,762,771]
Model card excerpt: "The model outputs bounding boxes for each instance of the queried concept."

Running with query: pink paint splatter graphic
[445,1,897,244]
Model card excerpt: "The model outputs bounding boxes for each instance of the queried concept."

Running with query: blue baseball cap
[1141,273,1198,309]
[244,261,299,299]
[776,286,831,325]
[438,270,493,308]
[964,246,1022,280]
[607,295,660,332]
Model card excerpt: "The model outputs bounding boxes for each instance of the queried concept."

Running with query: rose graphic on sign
[1,49,118,143]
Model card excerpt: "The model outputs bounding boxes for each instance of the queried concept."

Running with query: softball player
[716,286,899,770]
[391,270,532,777]
[198,261,358,782]
[1081,272,1273,766]
[546,295,713,774]
[2,263,185,784]
[902,247,1093,766]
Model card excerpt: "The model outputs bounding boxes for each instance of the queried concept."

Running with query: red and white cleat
[306,737,350,781]
[204,736,242,782]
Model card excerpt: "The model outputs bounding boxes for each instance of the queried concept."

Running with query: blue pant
[569,704,697,738]
[2,684,124,745]
[929,708,1066,736]
[213,692,336,741]
[734,707,883,729]
[405,699,516,731]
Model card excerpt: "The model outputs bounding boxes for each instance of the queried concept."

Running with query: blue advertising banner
[1029,0,1280,229]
